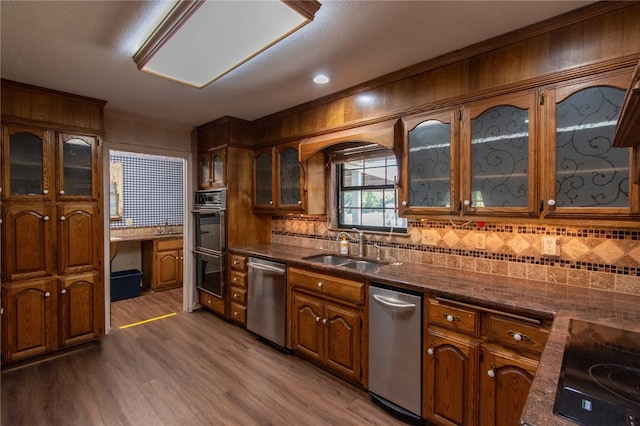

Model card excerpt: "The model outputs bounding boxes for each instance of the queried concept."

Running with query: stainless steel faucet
[336,228,365,257]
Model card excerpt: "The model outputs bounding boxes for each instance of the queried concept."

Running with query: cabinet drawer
[230,286,247,305]
[230,270,247,289]
[487,315,549,354]
[428,299,479,337]
[289,267,364,304]
[156,238,182,251]
[230,303,247,325]
[230,254,247,272]
[198,290,225,315]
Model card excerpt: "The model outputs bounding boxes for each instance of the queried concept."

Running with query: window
[338,153,407,231]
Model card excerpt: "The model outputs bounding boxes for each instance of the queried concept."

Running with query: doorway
[105,147,192,333]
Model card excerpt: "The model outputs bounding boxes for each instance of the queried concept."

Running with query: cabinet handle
[427,348,434,356]
[444,314,459,323]
[43,216,50,221]
[43,189,49,195]
[44,292,51,298]
[317,281,323,288]
[507,330,531,342]
[487,369,495,378]
[59,190,65,195]
[547,199,556,206]
[60,216,66,221]
[60,289,67,295]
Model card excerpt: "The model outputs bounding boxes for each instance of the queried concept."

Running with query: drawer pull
[508,330,531,342]
[233,312,238,317]
[233,277,238,283]
[444,314,459,323]
[233,294,238,299]
[317,281,323,288]
[233,261,239,265]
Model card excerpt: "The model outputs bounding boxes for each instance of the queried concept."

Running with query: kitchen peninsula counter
[231,242,640,426]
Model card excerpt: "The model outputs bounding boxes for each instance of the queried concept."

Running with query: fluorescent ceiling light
[133,0,321,88]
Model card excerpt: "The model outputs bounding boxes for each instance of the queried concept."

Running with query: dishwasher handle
[372,294,417,311]
[247,262,286,274]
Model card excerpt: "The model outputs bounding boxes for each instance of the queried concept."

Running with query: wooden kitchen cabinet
[142,237,183,291]
[1,80,106,365]
[289,267,364,384]
[253,143,326,215]
[228,252,248,326]
[198,147,226,189]
[424,298,549,426]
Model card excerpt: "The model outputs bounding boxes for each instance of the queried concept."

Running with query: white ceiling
[1,1,594,128]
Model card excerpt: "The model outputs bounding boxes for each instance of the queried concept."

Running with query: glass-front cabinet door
[400,108,458,216]
[253,147,276,211]
[460,91,539,217]
[198,151,213,189]
[199,148,227,189]
[277,144,304,212]
[2,125,52,200]
[212,149,226,187]
[543,72,638,218]
[57,133,97,200]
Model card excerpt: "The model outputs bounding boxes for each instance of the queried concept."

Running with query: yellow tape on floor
[119,312,177,329]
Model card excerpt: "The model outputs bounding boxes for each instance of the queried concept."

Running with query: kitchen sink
[303,254,386,271]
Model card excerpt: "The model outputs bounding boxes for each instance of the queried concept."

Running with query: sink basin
[303,254,386,271]
[303,254,352,265]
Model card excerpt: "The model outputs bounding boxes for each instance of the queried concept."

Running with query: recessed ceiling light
[133,0,321,88]
[313,74,330,84]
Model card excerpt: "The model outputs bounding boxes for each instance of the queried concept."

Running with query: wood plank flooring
[2,289,406,425]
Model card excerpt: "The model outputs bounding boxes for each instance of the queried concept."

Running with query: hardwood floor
[2,289,406,425]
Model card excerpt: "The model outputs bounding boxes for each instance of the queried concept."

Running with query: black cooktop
[553,319,640,426]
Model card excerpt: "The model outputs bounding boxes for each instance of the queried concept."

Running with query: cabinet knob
[43,216,50,221]
[233,312,238,317]
[59,190,65,195]
[463,199,471,206]
[61,289,67,295]
[402,200,407,206]
[322,318,327,324]
[60,216,66,221]
[297,201,302,205]
[487,369,495,378]
[44,292,51,298]
[233,261,239,265]
[547,199,556,206]
[233,277,238,283]
[269,200,273,205]
[43,189,49,195]
[507,330,531,342]
[315,316,321,322]
[233,294,238,299]
[208,299,212,304]
[427,348,434,356]
[317,281,323,288]
[444,314,458,322]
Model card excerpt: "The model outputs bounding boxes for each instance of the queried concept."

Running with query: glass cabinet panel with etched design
[543,71,638,218]
[277,144,304,211]
[460,91,539,217]
[57,133,98,200]
[399,108,459,216]
[253,147,276,211]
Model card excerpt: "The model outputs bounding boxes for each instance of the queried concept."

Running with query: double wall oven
[193,189,227,299]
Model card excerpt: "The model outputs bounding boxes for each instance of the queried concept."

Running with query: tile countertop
[231,243,640,426]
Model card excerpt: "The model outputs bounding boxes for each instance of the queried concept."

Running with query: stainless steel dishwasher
[246,257,287,349]
[369,284,423,424]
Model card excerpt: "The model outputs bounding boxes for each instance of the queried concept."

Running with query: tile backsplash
[271,216,640,296]
[109,150,183,229]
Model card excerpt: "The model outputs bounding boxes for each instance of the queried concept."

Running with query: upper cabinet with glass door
[198,148,226,189]
[399,108,459,216]
[542,72,638,218]
[2,125,53,201]
[253,147,276,212]
[460,91,539,217]
[277,143,304,212]
[57,133,98,201]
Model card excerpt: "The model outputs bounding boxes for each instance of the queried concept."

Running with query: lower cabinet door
[3,279,57,362]
[424,327,480,426]
[156,250,181,289]
[59,272,97,347]
[324,301,361,382]
[479,343,538,426]
[291,291,324,363]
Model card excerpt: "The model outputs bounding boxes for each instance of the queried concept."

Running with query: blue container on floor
[110,269,142,302]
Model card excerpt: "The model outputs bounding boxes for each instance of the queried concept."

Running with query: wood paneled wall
[251,2,640,146]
